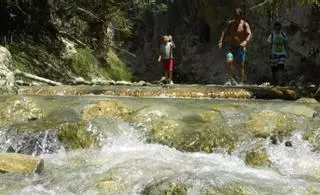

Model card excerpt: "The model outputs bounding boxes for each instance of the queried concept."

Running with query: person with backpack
[266,22,289,86]
[158,35,176,84]
[218,8,252,85]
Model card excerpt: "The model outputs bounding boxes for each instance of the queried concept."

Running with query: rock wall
[129,0,320,85]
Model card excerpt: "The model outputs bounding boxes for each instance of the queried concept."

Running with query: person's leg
[168,59,174,84]
[226,51,234,80]
[237,48,246,84]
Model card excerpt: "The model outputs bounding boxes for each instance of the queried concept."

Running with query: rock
[296,98,318,104]
[82,100,134,120]
[245,145,270,167]
[142,180,187,195]
[0,153,44,174]
[280,105,316,118]
[247,110,294,138]
[0,46,16,94]
[0,96,43,125]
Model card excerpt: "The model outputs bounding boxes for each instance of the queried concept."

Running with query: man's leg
[239,63,245,84]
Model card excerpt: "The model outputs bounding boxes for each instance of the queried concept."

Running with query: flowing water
[1,94,320,195]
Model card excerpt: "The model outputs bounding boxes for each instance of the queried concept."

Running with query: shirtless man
[218,8,252,85]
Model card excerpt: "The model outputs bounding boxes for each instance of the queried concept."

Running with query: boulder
[0,153,44,174]
[247,110,294,138]
[0,96,43,125]
[82,100,134,120]
[0,46,16,94]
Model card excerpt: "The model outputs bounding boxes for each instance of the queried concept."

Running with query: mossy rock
[142,180,187,195]
[0,96,43,125]
[303,187,320,195]
[57,121,99,150]
[245,145,270,167]
[151,110,237,153]
[0,153,44,174]
[247,110,294,138]
[82,100,134,120]
[177,122,236,153]
[151,120,180,146]
[296,98,318,104]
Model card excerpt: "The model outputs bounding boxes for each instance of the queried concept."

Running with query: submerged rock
[151,120,180,146]
[82,100,134,120]
[245,145,270,167]
[142,180,187,195]
[0,153,44,174]
[0,96,43,125]
[247,110,294,138]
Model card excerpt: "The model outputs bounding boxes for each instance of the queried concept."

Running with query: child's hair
[274,22,282,29]
[168,35,173,42]
[163,35,170,43]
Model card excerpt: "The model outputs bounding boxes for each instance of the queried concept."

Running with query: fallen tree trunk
[14,69,62,86]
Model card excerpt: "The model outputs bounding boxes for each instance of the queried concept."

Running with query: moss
[106,49,132,81]
[96,173,128,193]
[71,48,99,79]
[57,121,99,150]
[245,145,270,167]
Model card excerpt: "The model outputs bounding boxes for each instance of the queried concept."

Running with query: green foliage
[71,49,98,79]
[106,49,132,81]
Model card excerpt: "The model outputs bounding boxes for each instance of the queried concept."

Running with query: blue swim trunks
[226,46,246,65]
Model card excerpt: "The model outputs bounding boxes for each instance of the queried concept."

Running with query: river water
[1,95,320,194]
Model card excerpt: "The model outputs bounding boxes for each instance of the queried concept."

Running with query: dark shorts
[270,54,285,72]
[226,46,246,65]
[162,59,174,72]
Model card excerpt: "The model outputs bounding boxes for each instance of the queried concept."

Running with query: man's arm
[240,22,252,47]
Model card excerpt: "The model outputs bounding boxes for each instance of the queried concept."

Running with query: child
[158,35,175,84]
[267,22,289,86]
